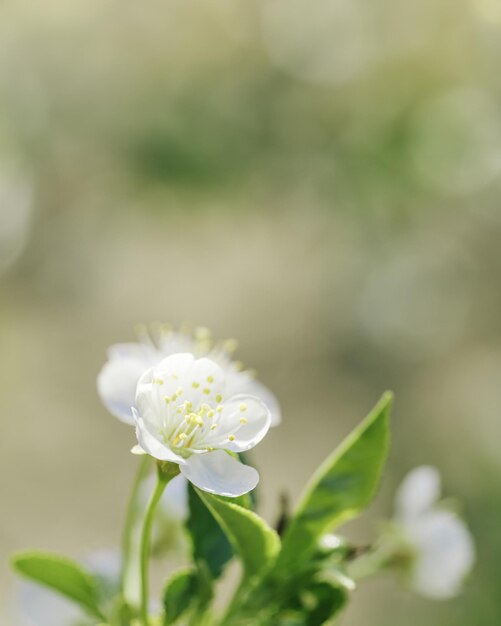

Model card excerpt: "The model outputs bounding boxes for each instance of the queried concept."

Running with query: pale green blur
[0,1,500,624]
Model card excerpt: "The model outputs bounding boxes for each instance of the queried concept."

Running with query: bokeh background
[1,0,500,624]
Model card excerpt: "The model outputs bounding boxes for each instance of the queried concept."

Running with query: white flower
[132,353,271,497]
[394,466,475,599]
[97,325,281,427]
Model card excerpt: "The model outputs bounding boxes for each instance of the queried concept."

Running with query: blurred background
[1,0,500,624]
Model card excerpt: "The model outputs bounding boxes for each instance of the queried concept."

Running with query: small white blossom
[132,353,271,497]
[97,325,281,427]
[394,466,475,599]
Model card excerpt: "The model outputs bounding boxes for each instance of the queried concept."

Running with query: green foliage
[11,393,397,626]
[162,563,213,625]
[276,392,392,572]
[272,580,346,626]
[187,483,234,579]
[162,569,198,624]
[11,552,106,620]
[196,489,281,582]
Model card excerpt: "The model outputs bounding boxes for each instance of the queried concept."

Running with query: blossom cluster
[12,324,475,626]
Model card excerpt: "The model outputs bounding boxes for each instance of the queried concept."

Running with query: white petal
[160,474,189,521]
[135,354,226,435]
[134,411,185,464]
[207,394,271,453]
[180,450,259,497]
[395,466,441,520]
[407,510,475,599]
[233,377,282,427]
[97,354,152,424]
[131,444,146,455]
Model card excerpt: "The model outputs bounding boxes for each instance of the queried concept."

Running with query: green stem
[347,541,396,581]
[121,455,152,599]
[139,463,178,626]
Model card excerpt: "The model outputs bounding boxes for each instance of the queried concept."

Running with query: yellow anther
[216,405,224,413]
[176,387,183,397]
[153,378,164,385]
[164,397,170,404]
[184,400,193,411]
[195,326,211,340]
[203,388,211,395]
[207,375,214,383]
[210,424,217,430]
[207,410,215,418]
[240,417,248,424]
[228,435,235,441]
[176,408,182,414]
[201,403,211,412]
[179,433,187,440]
[239,403,247,412]
[171,394,178,402]
[188,413,204,426]
[215,394,223,403]
[223,338,238,353]
[192,381,200,389]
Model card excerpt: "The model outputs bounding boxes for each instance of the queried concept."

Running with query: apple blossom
[97,324,281,427]
[394,466,475,599]
[132,353,271,497]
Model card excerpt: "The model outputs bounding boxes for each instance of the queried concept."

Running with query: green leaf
[163,569,198,624]
[187,483,233,578]
[300,581,347,626]
[11,551,105,620]
[276,392,392,571]
[196,490,281,581]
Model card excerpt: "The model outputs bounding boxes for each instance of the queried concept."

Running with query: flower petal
[180,450,259,497]
[226,371,282,427]
[134,410,185,464]
[207,395,271,453]
[395,466,441,520]
[408,510,475,599]
[161,474,189,521]
[97,355,151,424]
[236,378,282,427]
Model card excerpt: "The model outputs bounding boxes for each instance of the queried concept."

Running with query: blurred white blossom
[97,325,281,427]
[394,466,475,599]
